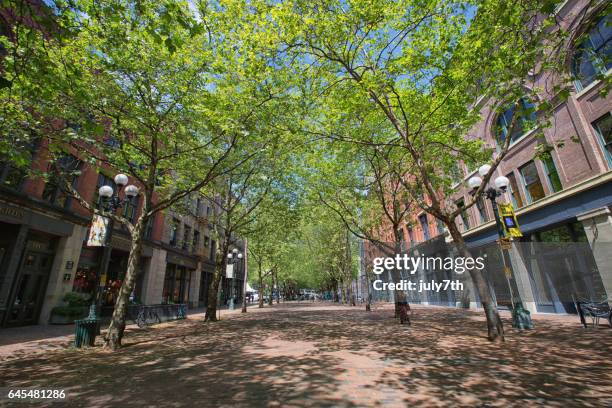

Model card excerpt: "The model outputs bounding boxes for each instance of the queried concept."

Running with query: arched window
[572,15,611,90]
[495,98,536,146]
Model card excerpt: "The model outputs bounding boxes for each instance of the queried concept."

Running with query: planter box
[49,307,89,325]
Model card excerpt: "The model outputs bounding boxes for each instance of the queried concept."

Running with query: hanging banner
[498,202,523,238]
[87,214,110,246]
[226,264,234,279]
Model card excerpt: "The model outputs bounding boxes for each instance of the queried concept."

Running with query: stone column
[189,262,202,309]
[578,207,612,301]
[141,248,167,305]
[39,225,87,324]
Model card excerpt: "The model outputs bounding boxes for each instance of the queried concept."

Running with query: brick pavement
[0,302,610,407]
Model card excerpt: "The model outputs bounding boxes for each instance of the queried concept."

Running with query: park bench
[574,297,612,328]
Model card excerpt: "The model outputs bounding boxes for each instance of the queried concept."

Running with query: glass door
[6,251,53,326]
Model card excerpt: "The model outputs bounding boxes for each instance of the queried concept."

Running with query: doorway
[5,249,54,327]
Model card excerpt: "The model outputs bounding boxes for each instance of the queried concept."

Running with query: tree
[304,137,417,313]
[268,0,583,341]
[2,0,292,348]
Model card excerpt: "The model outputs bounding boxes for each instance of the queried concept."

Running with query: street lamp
[469,164,533,329]
[88,173,139,320]
[227,249,243,310]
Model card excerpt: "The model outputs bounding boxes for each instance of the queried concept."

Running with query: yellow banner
[498,202,523,238]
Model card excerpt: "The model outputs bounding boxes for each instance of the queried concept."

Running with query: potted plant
[49,293,91,324]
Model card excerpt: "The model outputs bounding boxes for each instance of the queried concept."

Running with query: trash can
[74,318,99,348]
[511,302,534,330]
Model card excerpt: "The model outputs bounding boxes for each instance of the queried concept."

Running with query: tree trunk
[268,276,273,306]
[275,271,280,304]
[104,219,145,350]
[365,271,372,312]
[392,235,407,319]
[447,222,504,342]
[204,240,228,321]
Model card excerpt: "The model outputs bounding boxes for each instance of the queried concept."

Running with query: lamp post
[88,173,139,320]
[468,165,534,329]
[241,239,248,313]
[227,248,243,311]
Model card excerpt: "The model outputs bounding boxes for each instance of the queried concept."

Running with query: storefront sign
[65,261,74,270]
[498,203,523,238]
[87,215,110,246]
[0,205,24,220]
[166,252,197,269]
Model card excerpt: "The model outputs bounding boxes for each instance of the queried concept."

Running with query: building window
[204,235,210,247]
[476,196,489,223]
[0,137,38,191]
[542,154,562,193]
[144,216,154,239]
[407,226,415,244]
[122,195,139,223]
[163,265,190,304]
[436,219,445,235]
[192,230,200,252]
[95,173,116,209]
[572,15,612,90]
[0,162,27,190]
[182,225,191,251]
[210,239,216,260]
[42,154,82,209]
[104,137,121,148]
[456,199,470,231]
[169,219,179,247]
[195,198,202,217]
[419,214,430,241]
[495,98,537,146]
[519,161,545,203]
[592,113,612,168]
[506,172,523,209]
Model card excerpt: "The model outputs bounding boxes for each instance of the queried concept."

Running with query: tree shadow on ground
[0,303,610,407]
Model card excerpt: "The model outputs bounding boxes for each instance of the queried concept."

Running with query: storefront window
[72,267,97,294]
[163,264,191,304]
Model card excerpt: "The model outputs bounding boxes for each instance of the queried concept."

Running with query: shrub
[62,292,91,307]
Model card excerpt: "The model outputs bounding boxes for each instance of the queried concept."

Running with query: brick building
[0,1,246,328]
[0,140,244,327]
[370,0,611,314]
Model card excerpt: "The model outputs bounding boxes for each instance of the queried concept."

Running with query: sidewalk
[0,303,257,360]
[0,301,605,361]
[1,301,609,407]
